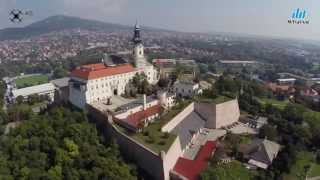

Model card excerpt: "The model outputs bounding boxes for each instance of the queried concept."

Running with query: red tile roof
[70,63,136,80]
[173,141,217,180]
[117,104,162,130]
[267,83,295,93]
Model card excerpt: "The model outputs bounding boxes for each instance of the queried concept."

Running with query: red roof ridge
[71,63,136,80]
[173,141,217,180]
[115,104,162,131]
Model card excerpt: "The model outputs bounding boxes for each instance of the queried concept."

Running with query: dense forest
[0,106,136,180]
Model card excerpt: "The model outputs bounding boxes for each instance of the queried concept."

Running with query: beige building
[195,99,240,129]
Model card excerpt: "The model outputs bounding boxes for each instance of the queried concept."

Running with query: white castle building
[69,22,158,109]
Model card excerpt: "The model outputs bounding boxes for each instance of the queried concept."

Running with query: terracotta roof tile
[71,63,136,80]
[117,104,162,130]
[173,141,217,180]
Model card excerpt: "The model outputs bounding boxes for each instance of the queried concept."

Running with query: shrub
[316,151,320,164]
[162,132,170,139]
[143,131,149,136]
[158,140,166,145]
[146,134,155,144]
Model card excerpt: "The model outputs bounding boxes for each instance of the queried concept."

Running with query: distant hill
[0,15,132,41]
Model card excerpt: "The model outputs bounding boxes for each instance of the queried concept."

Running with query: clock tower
[132,21,146,69]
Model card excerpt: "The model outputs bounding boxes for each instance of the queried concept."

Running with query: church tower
[132,21,146,69]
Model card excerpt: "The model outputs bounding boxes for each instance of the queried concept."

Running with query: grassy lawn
[284,151,320,180]
[196,95,232,104]
[114,100,192,154]
[115,121,176,154]
[15,75,49,89]
[202,161,256,180]
[257,97,289,110]
[239,135,252,144]
[159,99,192,127]
[309,163,320,178]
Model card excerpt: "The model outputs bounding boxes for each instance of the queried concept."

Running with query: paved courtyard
[90,96,137,112]
[228,122,258,134]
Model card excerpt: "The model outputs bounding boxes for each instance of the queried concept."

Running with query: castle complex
[69,22,158,109]
[68,22,242,180]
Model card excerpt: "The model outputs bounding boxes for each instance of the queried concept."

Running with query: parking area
[223,122,258,134]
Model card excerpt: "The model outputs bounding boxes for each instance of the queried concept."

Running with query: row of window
[89,79,129,91]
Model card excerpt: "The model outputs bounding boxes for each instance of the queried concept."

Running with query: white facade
[133,37,158,84]
[69,71,137,109]
[134,44,146,69]
[141,65,158,84]
[11,83,56,102]
[174,81,202,98]
[69,64,158,109]
[157,91,176,109]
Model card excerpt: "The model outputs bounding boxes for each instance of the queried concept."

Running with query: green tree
[0,107,136,180]
[259,124,277,141]
[282,104,306,124]
[63,138,79,157]
[198,64,208,74]
[16,96,24,105]
[47,165,62,180]
[208,64,217,73]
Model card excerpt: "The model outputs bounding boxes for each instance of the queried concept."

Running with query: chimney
[143,94,147,110]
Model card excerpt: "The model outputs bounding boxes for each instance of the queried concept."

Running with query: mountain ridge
[0,15,143,41]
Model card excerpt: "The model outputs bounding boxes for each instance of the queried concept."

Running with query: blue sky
[0,0,319,40]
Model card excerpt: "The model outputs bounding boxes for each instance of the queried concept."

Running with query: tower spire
[132,20,142,44]
[135,19,140,29]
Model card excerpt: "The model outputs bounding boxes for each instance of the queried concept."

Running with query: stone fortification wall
[88,105,165,180]
[161,103,194,132]
[194,99,240,129]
